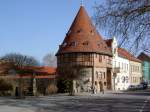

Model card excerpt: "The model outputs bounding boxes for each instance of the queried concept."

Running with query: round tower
[56,6,112,93]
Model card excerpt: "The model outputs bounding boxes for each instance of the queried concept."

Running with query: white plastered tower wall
[112,37,130,91]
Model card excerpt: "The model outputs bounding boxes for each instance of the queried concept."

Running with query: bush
[57,77,71,93]
[46,84,58,94]
[0,78,13,96]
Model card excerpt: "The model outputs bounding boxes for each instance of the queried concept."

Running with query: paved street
[0,92,150,112]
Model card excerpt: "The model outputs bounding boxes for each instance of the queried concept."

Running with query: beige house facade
[105,37,143,91]
[129,61,142,86]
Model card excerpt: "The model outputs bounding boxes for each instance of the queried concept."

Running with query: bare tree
[93,0,150,55]
[0,53,39,98]
[1,53,39,67]
[43,53,57,67]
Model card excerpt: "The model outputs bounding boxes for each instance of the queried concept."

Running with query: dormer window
[77,29,82,33]
[62,42,67,47]
[97,42,101,47]
[69,41,77,46]
[66,30,71,36]
[90,30,94,35]
[83,41,89,45]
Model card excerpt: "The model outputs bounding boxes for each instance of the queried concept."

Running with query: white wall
[113,56,130,91]
[112,37,130,91]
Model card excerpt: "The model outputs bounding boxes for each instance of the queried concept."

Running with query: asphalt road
[0,92,150,112]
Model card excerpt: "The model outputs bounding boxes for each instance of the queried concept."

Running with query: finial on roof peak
[113,36,117,41]
[80,0,84,6]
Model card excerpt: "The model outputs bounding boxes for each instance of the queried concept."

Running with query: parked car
[148,84,150,88]
[127,82,148,91]
[135,84,143,90]
[140,82,148,89]
[127,85,136,90]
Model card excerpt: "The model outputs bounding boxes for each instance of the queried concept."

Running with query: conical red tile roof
[56,6,111,56]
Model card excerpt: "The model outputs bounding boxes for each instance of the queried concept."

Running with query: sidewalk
[0,106,35,112]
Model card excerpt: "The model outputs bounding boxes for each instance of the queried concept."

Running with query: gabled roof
[56,6,112,56]
[118,48,141,63]
[138,52,150,62]
[105,39,141,63]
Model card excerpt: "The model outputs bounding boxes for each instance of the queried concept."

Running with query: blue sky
[0,0,103,62]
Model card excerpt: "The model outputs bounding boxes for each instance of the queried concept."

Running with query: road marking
[139,96,150,112]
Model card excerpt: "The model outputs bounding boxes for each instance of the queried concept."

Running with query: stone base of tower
[71,67,113,94]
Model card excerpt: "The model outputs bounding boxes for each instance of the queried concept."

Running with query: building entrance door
[107,69,112,90]
[99,81,103,92]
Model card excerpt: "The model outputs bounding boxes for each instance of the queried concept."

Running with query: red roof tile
[105,39,113,47]
[118,48,141,63]
[0,62,56,75]
[138,52,150,62]
[17,66,56,75]
[105,39,141,63]
[56,6,112,56]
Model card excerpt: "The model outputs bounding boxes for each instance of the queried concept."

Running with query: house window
[104,72,105,79]
[96,71,99,78]
[118,62,120,68]
[117,77,120,83]
[99,55,102,62]
[114,61,116,67]
[104,82,106,86]
[96,54,98,58]
[103,56,105,59]
[100,72,102,79]
[126,76,129,83]
[95,81,97,85]
[124,63,126,70]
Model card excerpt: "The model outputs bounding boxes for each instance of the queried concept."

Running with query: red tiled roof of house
[118,48,141,63]
[138,52,150,62]
[56,6,112,56]
[105,39,113,47]
[105,39,141,63]
[0,62,56,75]
[36,66,56,75]
[0,61,14,74]
[17,66,56,75]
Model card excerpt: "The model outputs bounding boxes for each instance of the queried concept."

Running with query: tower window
[83,41,89,45]
[90,30,94,35]
[77,29,82,33]
[62,42,67,47]
[69,42,77,46]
